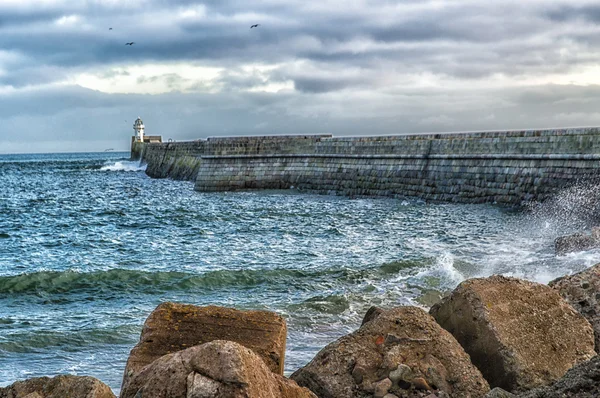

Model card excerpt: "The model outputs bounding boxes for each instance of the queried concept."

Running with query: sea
[1,152,599,394]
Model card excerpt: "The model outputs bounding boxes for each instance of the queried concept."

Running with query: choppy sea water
[1,152,599,394]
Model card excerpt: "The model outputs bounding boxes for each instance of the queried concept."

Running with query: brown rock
[550,263,600,351]
[121,303,287,391]
[120,340,316,398]
[412,377,433,391]
[0,375,115,398]
[373,378,392,398]
[291,306,489,398]
[430,275,596,392]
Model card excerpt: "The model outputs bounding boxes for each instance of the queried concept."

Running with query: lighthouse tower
[133,117,145,142]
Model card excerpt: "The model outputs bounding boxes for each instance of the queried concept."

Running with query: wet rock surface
[291,306,489,398]
[550,263,600,351]
[517,355,600,398]
[121,302,287,391]
[430,275,596,392]
[120,340,316,398]
[555,227,600,255]
[0,375,115,398]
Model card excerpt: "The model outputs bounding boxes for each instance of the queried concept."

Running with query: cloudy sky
[1,0,600,153]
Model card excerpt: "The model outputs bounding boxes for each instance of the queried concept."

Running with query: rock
[120,340,316,398]
[517,355,600,398]
[485,387,516,398]
[291,306,489,398]
[555,228,600,255]
[361,305,385,325]
[389,364,413,386]
[0,375,115,398]
[550,263,600,351]
[22,394,43,398]
[373,378,392,398]
[412,377,433,391]
[430,275,596,392]
[121,303,287,391]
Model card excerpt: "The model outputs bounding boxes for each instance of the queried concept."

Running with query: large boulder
[121,303,287,391]
[518,355,600,398]
[555,227,600,255]
[0,375,115,398]
[291,306,490,398]
[120,340,316,398]
[430,275,596,392]
[550,263,600,350]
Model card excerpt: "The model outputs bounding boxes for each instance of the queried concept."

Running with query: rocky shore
[3,265,600,398]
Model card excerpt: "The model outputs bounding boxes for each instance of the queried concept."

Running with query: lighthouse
[133,117,145,142]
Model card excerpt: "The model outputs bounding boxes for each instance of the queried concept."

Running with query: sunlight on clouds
[247,81,294,93]
[73,62,294,94]
[531,65,600,86]
[75,64,221,94]
[179,5,207,20]
[54,15,80,26]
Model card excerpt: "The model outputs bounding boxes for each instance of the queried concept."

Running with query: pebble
[412,377,433,391]
[352,365,365,384]
[373,378,393,398]
[389,363,413,384]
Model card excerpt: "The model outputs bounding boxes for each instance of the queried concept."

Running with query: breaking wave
[99,161,146,172]
[0,260,435,297]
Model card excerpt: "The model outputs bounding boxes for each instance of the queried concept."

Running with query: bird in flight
[250,24,260,28]
[109,27,113,30]
[125,42,135,45]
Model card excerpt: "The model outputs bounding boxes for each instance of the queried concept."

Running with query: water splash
[99,161,146,172]
[525,183,600,234]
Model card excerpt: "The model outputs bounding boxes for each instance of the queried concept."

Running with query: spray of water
[525,183,600,235]
[99,161,147,172]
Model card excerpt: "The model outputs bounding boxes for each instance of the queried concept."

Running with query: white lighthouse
[133,117,145,142]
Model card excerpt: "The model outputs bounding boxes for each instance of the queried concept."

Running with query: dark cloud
[293,76,362,93]
[546,4,600,23]
[2,83,600,154]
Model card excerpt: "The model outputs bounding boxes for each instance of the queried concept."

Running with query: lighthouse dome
[133,117,144,128]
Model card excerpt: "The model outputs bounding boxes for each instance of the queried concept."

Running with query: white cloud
[74,63,223,94]
[54,14,80,26]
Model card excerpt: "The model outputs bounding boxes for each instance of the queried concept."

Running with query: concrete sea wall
[131,128,600,205]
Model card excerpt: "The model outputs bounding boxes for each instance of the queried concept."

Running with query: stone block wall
[132,128,600,205]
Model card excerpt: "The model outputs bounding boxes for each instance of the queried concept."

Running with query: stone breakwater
[6,266,600,398]
[131,128,600,205]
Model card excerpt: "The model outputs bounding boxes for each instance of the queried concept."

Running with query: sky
[1,0,600,153]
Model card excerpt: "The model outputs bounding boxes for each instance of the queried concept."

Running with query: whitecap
[99,161,146,172]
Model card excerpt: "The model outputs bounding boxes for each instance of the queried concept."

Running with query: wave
[0,259,433,296]
[99,161,146,172]
[0,268,321,296]
[0,325,139,353]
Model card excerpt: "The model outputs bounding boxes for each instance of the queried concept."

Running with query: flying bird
[109,27,113,30]
[125,42,135,45]
[250,24,260,28]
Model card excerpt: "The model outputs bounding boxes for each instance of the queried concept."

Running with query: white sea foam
[412,252,465,288]
[99,161,146,172]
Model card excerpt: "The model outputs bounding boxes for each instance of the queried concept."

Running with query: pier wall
[132,128,600,205]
